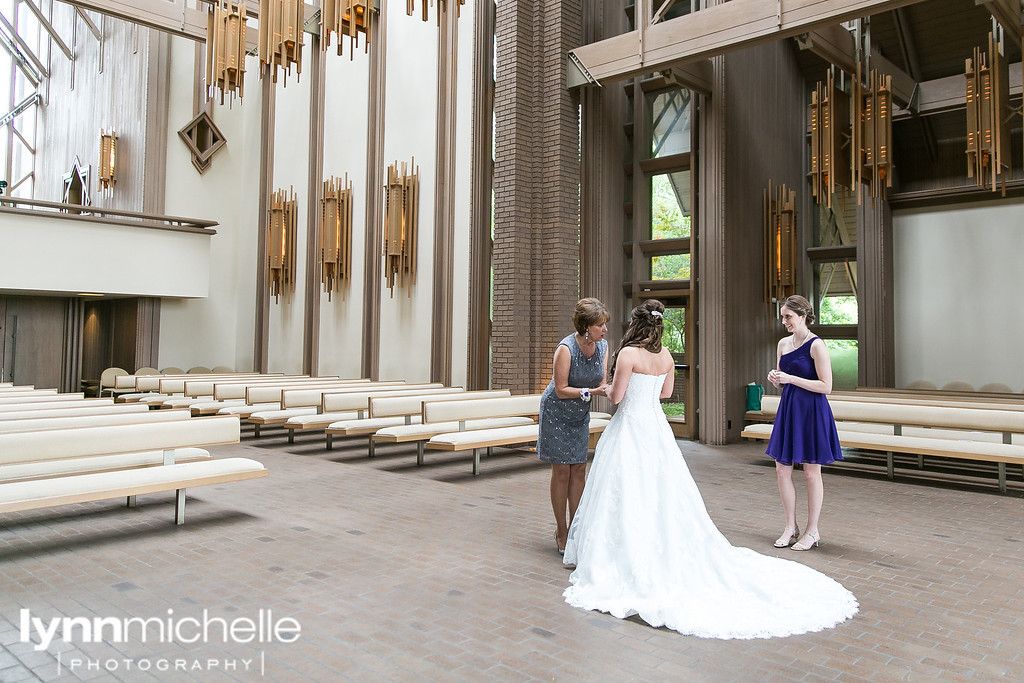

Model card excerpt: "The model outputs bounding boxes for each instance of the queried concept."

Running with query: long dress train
[562,372,858,639]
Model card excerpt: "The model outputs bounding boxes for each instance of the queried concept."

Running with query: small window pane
[825,339,858,391]
[814,264,857,318]
[651,253,691,281]
[650,171,690,239]
[648,89,691,157]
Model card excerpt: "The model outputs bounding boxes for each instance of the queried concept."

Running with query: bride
[562,300,858,639]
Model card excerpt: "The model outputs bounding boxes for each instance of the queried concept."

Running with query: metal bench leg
[487,446,493,458]
[917,455,924,470]
[175,489,187,525]
[887,452,894,480]
[326,434,333,450]
[473,449,480,476]
[254,424,261,438]
[126,495,137,508]
[288,429,295,444]
[998,463,1006,493]
[417,442,425,466]
[368,440,376,458]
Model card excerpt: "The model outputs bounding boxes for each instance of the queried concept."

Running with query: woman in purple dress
[765,295,842,552]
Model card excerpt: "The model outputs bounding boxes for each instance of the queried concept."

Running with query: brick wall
[492,0,584,393]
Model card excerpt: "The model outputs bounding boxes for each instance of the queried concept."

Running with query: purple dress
[765,337,843,465]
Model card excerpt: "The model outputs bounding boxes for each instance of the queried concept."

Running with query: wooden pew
[741,399,1024,491]
[0,416,266,524]
[419,395,610,475]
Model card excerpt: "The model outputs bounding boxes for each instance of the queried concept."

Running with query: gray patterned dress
[537,334,608,465]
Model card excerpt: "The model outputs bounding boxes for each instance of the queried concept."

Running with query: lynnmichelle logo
[19,608,301,676]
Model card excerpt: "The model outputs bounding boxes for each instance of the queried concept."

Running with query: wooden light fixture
[322,0,374,57]
[321,174,353,301]
[809,70,850,209]
[98,129,117,192]
[407,0,465,24]
[384,158,419,297]
[966,31,1012,193]
[206,0,247,104]
[852,64,893,204]
[258,0,304,84]
[268,187,298,303]
[764,181,797,304]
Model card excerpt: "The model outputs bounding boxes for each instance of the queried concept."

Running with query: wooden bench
[0,408,192,433]
[741,398,1024,492]
[417,395,611,475]
[278,385,461,443]
[0,416,266,524]
[0,398,117,415]
[151,375,325,409]
[320,388,502,451]
[0,392,86,406]
[369,390,536,462]
[188,379,376,416]
[0,403,148,422]
[114,372,272,403]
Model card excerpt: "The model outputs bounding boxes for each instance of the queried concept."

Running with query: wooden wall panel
[719,40,807,442]
[36,6,152,212]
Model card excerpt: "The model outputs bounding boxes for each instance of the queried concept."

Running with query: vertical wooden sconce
[321,175,353,301]
[852,65,893,204]
[98,129,117,192]
[764,181,798,304]
[268,187,298,303]
[258,0,304,84]
[322,0,374,57]
[206,0,247,104]
[808,70,850,209]
[407,0,465,23]
[383,159,419,297]
[966,32,1011,194]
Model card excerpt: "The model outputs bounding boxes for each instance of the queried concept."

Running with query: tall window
[809,193,858,390]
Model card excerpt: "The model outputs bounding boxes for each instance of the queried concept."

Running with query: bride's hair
[608,299,665,381]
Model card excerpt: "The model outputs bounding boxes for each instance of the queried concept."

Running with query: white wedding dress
[563,372,858,639]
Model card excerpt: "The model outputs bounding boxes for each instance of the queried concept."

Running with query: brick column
[492,0,583,393]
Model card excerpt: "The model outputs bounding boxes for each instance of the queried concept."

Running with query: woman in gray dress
[537,298,610,555]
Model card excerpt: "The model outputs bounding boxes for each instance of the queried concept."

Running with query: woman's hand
[592,383,611,397]
[767,369,786,388]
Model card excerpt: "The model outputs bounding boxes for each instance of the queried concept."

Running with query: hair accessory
[579,388,591,402]
[650,310,663,318]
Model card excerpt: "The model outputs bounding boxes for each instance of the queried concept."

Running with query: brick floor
[1,426,1022,681]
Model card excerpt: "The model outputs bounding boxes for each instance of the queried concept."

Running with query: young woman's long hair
[608,299,666,381]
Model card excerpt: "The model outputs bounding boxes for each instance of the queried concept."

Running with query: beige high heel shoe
[773,525,800,548]
[791,531,821,551]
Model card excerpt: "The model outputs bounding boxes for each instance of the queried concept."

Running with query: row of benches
[113,373,611,476]
[0,386,267,525]
[743,392,1024,492]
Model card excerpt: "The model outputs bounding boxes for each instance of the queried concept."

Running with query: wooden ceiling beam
[567,0,929,88]
[978,0,1023,42]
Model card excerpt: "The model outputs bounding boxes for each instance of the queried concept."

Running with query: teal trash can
[745,383,764,411]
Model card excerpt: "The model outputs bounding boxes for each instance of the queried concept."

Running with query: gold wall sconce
[98,129,117,192]
[322,0,375,57]
[966,32,1012,194]
[384,158,419,297]
[258,0,304,84]
[321,174,353,301]
[853,65,893,204]
[268,187,298,303]
[206,0,247,103]
[764,181,798,304]
[808,70,850,209]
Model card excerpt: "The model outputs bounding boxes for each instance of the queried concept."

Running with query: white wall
[159,37,262,373]
[893,197,1024,392]
[267,46,312,375]
[378,3,440,383]
[155,14,476,381]
[319,38,371,379]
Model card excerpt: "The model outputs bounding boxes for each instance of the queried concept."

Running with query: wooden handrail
[0,196,218,233]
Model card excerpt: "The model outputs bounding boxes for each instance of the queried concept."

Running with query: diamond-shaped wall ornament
[177,110,227,174]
